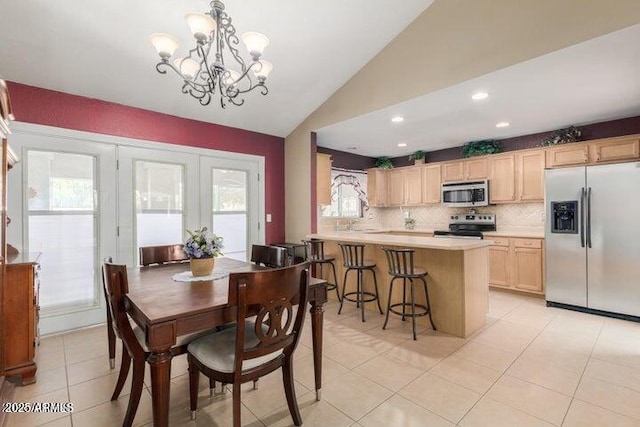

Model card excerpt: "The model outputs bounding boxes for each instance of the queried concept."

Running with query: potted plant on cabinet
[462,140,502,158]
[409,150,426,165]
[374,156,394,169]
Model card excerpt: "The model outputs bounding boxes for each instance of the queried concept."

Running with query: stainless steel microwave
[441,180,490,207]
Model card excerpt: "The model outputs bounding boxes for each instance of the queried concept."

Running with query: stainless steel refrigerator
[545,162,640,318]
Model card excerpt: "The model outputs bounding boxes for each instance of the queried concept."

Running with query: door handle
[586,187,592,248]
[580,187,585,248]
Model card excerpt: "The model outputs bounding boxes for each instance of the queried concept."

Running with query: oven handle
[580,187,585,248]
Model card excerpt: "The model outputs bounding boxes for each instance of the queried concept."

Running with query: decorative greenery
[184,227,223,259]
[540,126,582,146]
[404,217,416,230]
[408,150,426,162]
[374,156,394,169]
[462,140,502,158]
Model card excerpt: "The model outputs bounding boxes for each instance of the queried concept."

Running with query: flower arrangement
[183,227,223,259]
[404,217,416,230]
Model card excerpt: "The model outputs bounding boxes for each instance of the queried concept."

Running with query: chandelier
[150,0,272,108]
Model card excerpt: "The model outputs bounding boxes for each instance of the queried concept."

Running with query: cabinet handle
[524,242,532,246]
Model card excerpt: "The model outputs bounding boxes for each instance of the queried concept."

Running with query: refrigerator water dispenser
[551,201,578,234]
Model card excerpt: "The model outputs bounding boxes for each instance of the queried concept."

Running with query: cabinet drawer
[513,238,542,249]
[489,237,509,247]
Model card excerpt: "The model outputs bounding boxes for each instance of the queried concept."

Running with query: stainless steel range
[434,213,496,239]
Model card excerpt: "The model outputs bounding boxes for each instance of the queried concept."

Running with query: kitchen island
[307,231,493,337]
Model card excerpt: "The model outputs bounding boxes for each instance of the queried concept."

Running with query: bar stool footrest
[388,302,430,318]
[343,291,379,304]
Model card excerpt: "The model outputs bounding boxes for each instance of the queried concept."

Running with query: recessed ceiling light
[397,143,407,147]
[391,116,404,123]
[496,122,510,128]
[471,92,489,100]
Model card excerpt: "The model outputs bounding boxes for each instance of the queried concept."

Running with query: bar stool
[381,247,436,340]
[302,239,341,301]
[338,243,383,322]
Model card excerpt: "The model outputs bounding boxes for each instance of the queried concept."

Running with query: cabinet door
[366,168,387,207]
[490,154,516,202]
[464,158,488,180]
[405,167,423,205]
[442,162,464,182]
[546,144,589,167]
[517,150,545,201]
[590,137,640,163]
[316,153,332,205]
[387,170,405,206]
[489,246,510,287]
[514,247,543,293]
[422,164,441,204]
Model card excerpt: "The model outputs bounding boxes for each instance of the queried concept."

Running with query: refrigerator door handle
[587,186,592,248]
[580,187,585,248]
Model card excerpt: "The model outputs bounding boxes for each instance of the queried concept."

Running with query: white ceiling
[0,0,433,137]
[317,23,640,157]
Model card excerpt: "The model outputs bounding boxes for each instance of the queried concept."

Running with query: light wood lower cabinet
[489,237,544,295]
[3,254,40,385]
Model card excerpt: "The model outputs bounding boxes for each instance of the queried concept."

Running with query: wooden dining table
[125,257,328,427]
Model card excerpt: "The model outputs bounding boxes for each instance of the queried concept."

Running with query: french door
[7,133,116,334]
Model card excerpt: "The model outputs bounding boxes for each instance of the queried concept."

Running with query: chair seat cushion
[187,321,282,374]
[132,324,212,353]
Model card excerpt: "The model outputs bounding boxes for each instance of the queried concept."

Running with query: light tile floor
[8,290,640,426]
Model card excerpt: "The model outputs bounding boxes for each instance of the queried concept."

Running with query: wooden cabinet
[589,136,640,163]
[442,158,488,182]
[489,154,516,203]
[316,153,332,206]
[517,150,546,202]
[387,166,423,206]
[366,168,388,207]
[422,164,441,204]
[546,144,589,168]
[3,254,40,384]
[489,237,544,295]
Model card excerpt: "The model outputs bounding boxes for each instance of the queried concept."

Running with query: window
[321,169,368,218]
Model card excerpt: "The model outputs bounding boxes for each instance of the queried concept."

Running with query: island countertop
[307,231,493,250]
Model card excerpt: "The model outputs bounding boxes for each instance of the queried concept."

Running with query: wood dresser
[3,252,40,385]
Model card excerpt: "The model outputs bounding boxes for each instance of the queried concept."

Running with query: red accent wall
[7,82,285,243]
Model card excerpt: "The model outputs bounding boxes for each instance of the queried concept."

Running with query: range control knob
[450,215,455,220]
[454,215,459,220]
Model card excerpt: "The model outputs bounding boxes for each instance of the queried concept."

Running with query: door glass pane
[28,151,98,313]
[135,161,184,257]
[212,169,247,261]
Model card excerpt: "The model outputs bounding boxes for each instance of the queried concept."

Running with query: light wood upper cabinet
[489,154,516,203]
[316,153,332,205]
[366,168,388,207]
[422,164,441,204]
[442,162,464,182]
[386,166,423,206]
[405,167,423,205]
[387,169,406,206]
[442,158,488,182]
[517,150,546,202]
[546,144,589,167]
[589,136,640,163]
[464,158,488,180]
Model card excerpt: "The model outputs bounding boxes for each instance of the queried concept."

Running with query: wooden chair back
[250,244,287,268]
[102,260,143,357]
[139,244,189,266]
[227,262,310,375]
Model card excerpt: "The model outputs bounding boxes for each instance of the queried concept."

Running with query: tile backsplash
[319,203,545,232]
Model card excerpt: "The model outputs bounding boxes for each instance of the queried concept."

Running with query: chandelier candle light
[150,0,272,108]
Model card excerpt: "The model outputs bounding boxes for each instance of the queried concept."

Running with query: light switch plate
[266,214,272,222]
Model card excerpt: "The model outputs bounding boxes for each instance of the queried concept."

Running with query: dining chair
[139,243,189,266]
[250,244,288,268]
[102,259,213,427]
[186,262,311,427]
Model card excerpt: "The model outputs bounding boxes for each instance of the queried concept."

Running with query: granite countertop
[307,232,493,250]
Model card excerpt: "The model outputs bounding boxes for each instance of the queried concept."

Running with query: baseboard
[546,301,640,323]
